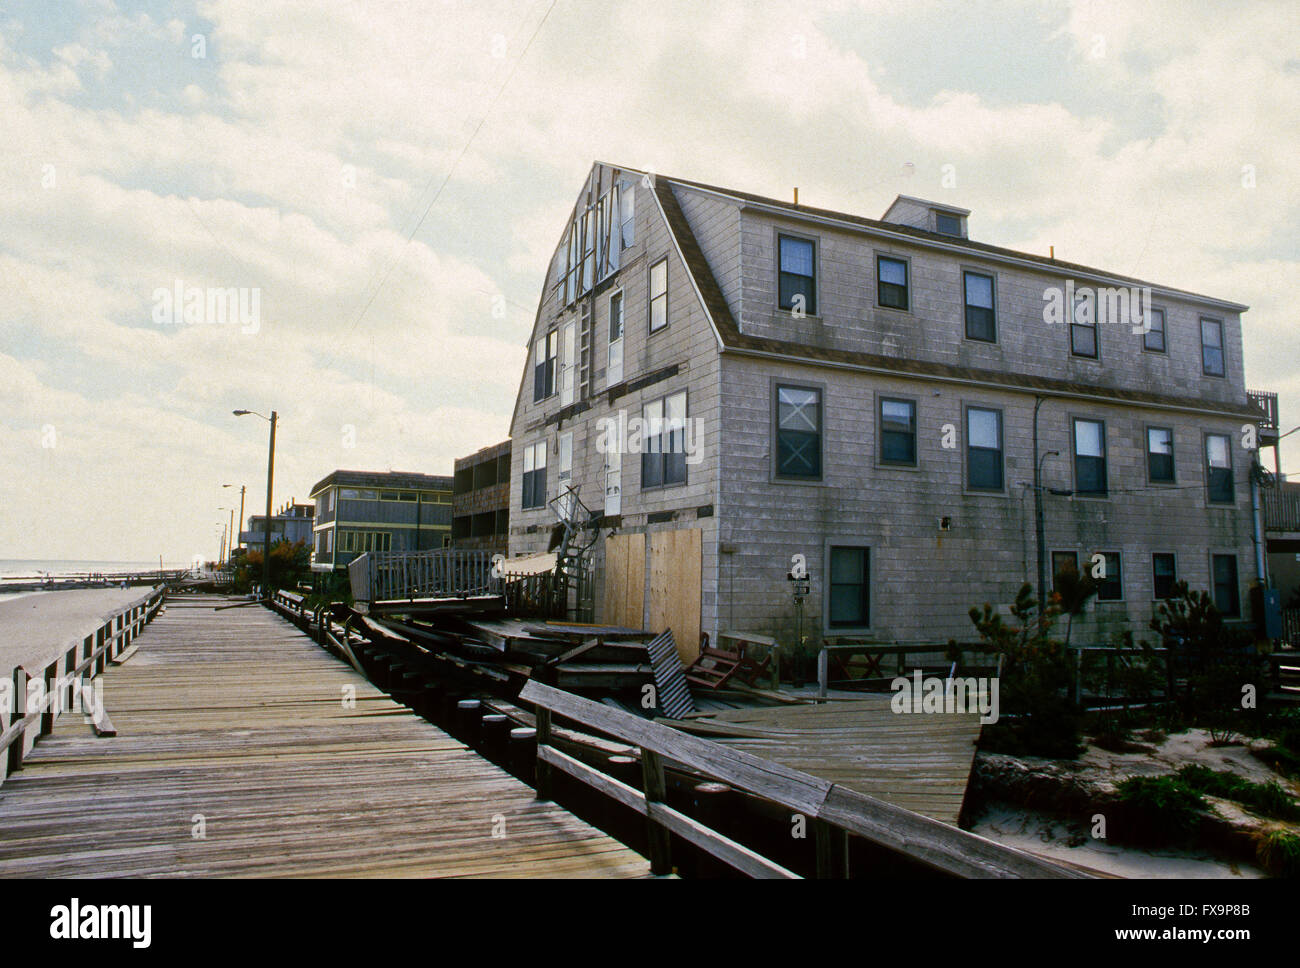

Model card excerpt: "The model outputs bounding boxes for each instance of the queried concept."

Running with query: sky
[0,0,1296,563]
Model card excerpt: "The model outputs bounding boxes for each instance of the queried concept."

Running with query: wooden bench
[686,632,780,690]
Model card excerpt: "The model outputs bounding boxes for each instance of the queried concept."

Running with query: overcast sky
[1,0,1296,564]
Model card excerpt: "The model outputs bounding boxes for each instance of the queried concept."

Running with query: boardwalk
[668,698,983,826]
[0,595,650,878]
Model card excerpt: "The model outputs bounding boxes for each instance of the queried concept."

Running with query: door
[560,319,576,405]
[607,290,624,385]
[603,445,621,517]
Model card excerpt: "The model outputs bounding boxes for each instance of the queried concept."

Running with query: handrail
[518,679,1087,879]
[348,549,503,603]
[1,585,167,784]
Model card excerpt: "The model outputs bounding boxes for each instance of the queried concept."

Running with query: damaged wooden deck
[0,596,650,878]
[666,698,983,826]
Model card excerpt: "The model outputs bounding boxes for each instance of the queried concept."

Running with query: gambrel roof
[634,166,1259,422]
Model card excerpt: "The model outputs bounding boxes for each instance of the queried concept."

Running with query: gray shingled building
[508,162,1268,662]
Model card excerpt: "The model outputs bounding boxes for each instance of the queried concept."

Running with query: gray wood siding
[734,207,1247,408]
[716,353,1254,645]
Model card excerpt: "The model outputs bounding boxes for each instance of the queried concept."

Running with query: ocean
[0,559,194,580]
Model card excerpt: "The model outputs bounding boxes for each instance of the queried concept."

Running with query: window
[607,290,624,385]
[641,390,687,489]
[776,385,822,479]
[935,212,962,237]
[966,407,1003,491]
[558,433,573,483]
[778,235,816,315]
[1097,551,1122,601]
[1073,419,1107,495]
[557,432,576,519]
[1212,554,1239,616]
[619,178,635,248]
[1205,433,1234,503]
[877,256,909,310]
[964,271,995,342]
[1152,554,1177,600]
[559,319,576,405]
[1147,427,1175,483]
[1071,291,1098,358]
[581,207,596,295]
[533,329,557,402]
[827,546,869,628]
[879,397,917,465]
[1201,318,1225,376]
[1051,551,1079,592]
[521,441,547,509]
[1144,307,1166,353]
[649,258,668,333]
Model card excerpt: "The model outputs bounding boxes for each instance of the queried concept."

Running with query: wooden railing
[1264,488,1300,532]
[519,679,1087,879]
[0,585,167,788]
[348,549,502,603]
[1248,389,1279,434]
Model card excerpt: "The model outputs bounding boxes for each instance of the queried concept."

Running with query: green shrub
[1254,829,1300,878]
[969,583,1082,759]
[1115,775,1205,843]
[1174,765,1300,821]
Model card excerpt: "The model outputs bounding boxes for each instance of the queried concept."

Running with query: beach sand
[0,588,155,673]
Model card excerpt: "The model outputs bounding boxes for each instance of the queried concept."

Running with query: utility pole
[233,410,278,600]
[264,411,277,599]
[1033,396,1047,618]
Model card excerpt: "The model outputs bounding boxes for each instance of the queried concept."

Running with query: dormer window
[935,211,963,237]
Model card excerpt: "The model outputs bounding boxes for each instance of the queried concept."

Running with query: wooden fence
[0,585,167,788]
[519,679,1087,879]
[348,549,502,603]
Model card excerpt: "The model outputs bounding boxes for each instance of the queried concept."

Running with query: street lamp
[234,409,278,601]
[218,507,233,565]
[223,483,246,557]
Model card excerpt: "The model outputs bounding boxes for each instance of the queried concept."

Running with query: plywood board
[649,529,702,664]
[602,533,645,631]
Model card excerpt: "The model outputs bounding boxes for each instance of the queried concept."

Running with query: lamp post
[223,484,246,557]
[234,410,278,601]
[219,507,233,565]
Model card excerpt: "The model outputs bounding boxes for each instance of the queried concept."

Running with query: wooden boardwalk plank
[0,596,650,879]
[671,698,983,826]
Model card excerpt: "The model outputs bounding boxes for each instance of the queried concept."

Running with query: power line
[322,0,559,371]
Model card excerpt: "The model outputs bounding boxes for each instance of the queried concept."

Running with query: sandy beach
[0,588,156,674]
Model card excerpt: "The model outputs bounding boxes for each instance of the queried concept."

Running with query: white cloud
[0,0,1295,559]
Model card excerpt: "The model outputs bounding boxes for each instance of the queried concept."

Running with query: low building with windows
[309,470,453,574]
[452,440,511,553]
[507,162,1268,659]
[239,500,315,552]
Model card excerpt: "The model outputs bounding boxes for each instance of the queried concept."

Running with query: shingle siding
[508,163,1257,650]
